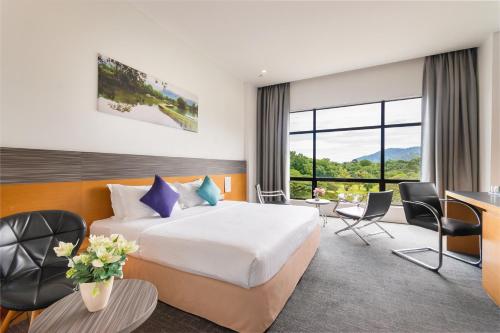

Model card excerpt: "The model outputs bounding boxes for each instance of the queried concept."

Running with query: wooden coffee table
[29,279,158,333]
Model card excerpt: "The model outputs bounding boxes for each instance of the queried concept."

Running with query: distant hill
[353,146,420,162]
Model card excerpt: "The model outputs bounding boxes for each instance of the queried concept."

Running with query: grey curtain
[421,48,479,196]
[256,83,290,196]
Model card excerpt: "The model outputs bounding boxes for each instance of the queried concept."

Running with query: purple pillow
[140,175,180,218]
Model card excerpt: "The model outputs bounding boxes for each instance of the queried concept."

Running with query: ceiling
[131,1,500,86]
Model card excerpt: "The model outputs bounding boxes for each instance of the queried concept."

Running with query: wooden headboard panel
[0,148,247,230]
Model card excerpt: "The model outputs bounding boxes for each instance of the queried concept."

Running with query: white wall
[491,32,500,185]
[478,31,500,191]
[288,58,424,222]
[478,35,494,191]
[0,0,245,161]
[291,58,424,111]
[244,83,258,201]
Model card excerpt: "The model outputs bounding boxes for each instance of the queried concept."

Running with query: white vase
[79,276,114,312]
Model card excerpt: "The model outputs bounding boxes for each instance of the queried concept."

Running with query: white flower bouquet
[54,234,138,311]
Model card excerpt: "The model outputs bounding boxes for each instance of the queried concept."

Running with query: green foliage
[290,151,420,204]
[290,181,311,199]
[67,255,125,284]
[176,97,186,110]
[158,104,197,132]
[290,151,313,177]
[59,235,138,285]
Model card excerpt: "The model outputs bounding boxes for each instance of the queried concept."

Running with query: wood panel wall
[0,148,247,230]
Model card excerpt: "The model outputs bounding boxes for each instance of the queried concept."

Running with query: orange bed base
[123,225,320,332]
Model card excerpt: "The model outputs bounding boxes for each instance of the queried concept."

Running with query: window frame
[289,97,422,202]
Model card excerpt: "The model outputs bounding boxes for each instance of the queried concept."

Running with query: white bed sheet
[90,201,319,288]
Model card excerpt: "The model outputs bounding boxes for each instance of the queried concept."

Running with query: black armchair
[334,191,394,245]
[392,182,481,272]
[0,210,86,332]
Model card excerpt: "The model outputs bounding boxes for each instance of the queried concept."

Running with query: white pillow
[107,183,180,220]
[174,179,206,209]
[108,184,126,219]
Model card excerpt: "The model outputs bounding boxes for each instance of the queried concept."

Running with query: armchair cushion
[336,206,365,219]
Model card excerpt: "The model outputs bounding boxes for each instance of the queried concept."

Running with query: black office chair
[0,210,86,332]
[392,182,481,272]
[334,191,394,245]
[256,184,290,205]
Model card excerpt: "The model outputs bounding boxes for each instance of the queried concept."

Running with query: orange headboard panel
[0,174,247,231]
[0,148,247,231]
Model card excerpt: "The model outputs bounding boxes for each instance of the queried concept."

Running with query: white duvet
[90,201,319,288]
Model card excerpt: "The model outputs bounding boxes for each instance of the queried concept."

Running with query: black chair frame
[334,191,394,245]
[0,210,86,332]
[392,198,482,272]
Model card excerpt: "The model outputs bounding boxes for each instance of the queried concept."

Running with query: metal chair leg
[442,235,482,267]
[350,227,371,245]
[336,215,396,245]
[335,216,362,234]
[392,233,482,272]
[392,228,444,271]
[335,217,371,245]
[392,247,443,272]
[373,221,395,239]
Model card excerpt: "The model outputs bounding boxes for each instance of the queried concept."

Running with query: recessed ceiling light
[258,69,267,77]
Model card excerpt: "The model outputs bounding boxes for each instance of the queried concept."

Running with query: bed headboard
[0,148,247,230]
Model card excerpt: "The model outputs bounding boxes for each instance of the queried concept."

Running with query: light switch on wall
[224,176,231,193]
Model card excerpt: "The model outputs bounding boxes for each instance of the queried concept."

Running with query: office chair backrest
[399,182,443,223]
[0,210,86,281]
[363,191,393,218]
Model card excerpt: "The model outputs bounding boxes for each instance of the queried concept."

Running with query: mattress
[90,201,319,288]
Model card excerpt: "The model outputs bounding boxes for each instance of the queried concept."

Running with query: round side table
[305,198,331,227]
[29,279,158,333]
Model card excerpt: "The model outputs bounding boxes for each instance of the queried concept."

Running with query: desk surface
[447,191,500,214]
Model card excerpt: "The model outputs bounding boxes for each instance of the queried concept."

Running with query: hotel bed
[90,201,320,332]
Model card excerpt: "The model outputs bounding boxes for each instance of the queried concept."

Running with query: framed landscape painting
[97,54,198,132]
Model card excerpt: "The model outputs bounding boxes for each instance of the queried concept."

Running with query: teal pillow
[196,176,221,206]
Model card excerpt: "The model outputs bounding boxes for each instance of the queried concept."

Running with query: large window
[289,97,422,204]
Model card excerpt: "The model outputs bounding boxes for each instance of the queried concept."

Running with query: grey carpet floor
[8,219,500,332]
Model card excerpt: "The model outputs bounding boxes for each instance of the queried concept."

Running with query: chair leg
[29,309,42,328]
[392,229,444,271]
[335,217,370,245]
[373,221,395,239]
[392,247,443,272]
[392,233,482,272]
[0,310,18,333]
[336,216,396,245]
[442,235,482,267]
[350,227,371,245]
[335,216,362,234]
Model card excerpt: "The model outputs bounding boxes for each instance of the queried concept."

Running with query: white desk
[305,198,330,227]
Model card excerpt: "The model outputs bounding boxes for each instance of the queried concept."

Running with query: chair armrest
[336,198,362,205]
[332,199,349,212]
[402,200,443,230]
[333,198,365,216]
[439,199,481,226]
